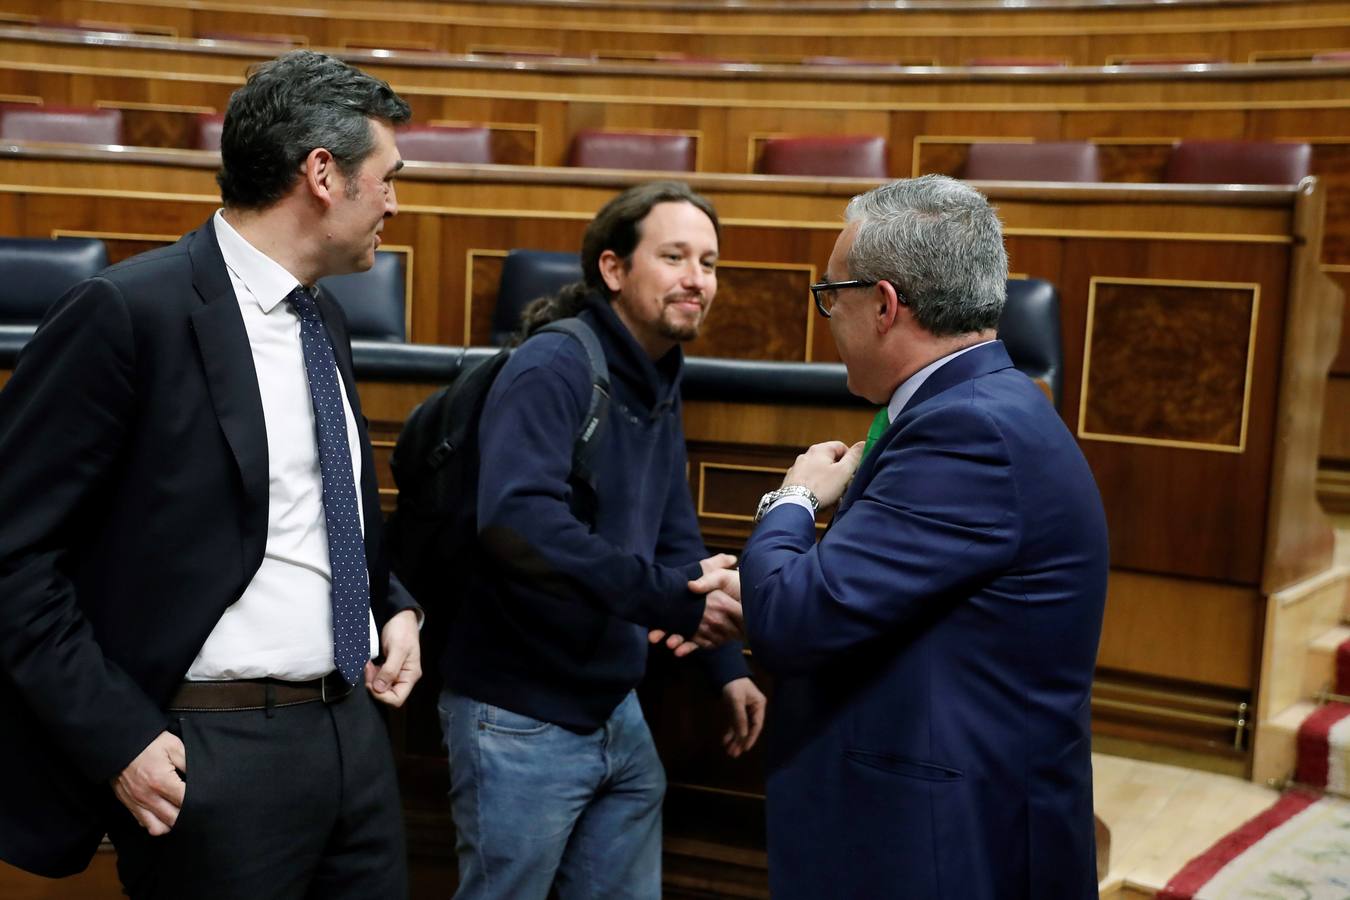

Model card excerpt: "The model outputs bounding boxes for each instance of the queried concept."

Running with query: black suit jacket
[0,217,415,877]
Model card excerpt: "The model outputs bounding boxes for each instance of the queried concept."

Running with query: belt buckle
[321,672,350,703]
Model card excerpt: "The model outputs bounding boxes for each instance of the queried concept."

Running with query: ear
[302,147,340,208]
[875,279,903,335]
[598,249,625,293]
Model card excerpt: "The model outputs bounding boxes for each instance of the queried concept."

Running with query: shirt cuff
[767,495,817,519]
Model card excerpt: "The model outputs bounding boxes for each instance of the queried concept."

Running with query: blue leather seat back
[316,250,406,342]
[492,249,583,345]
[998,278,1063,410]
[0,236,109,324]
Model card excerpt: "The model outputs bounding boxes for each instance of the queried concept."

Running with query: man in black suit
[0,51,422,898]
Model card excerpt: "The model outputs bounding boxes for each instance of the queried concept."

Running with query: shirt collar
[213,209,305,314]
[885,340,995,424]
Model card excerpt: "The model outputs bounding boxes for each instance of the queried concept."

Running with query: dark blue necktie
[285,285,370,686]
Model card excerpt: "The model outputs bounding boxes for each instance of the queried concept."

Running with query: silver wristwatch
[754,484,820,524]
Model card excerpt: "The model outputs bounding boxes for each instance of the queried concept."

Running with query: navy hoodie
[442,292,748,730]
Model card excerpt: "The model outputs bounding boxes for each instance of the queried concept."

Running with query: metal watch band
[755,484,820,524]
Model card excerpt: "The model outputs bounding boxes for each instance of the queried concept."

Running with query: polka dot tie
[286,286,371,687]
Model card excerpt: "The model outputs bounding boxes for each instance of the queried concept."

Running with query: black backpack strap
[536,318,610,490]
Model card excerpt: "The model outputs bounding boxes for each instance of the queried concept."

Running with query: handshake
[649,552,745,658]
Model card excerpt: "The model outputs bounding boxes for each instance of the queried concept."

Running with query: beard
[656,294,707,343]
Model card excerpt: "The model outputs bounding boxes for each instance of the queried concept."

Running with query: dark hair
[514,180,720,341]
[217,50,411,210]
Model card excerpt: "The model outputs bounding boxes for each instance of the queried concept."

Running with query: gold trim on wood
[341,37,439,52]
[1247,48,1325,63]
[1077,275,1261,453]
[198,30,307,48]
[1087,137,1180,146]
[430,119,545,167]
[747,131,887,176]
[50,228,180,242]
[1103,53,1221,66]
[0,185,1300,245]
[464,247,510,347]
[697,461,783,523]
[714,259,818,361]
[0,94,41,106]
[911,135,1035,178]
[696,461,827,529]
[577,126,705,172]
[94,99,216,115]
[77,19,176,37]
[465,43,561,56]
[374,244,416,340]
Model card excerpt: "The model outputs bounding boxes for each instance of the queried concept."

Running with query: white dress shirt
[770,341,994,519]
[187,210,378,681]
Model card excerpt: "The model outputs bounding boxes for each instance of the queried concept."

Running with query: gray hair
[218,50,411,210]
[843,175,1007,337]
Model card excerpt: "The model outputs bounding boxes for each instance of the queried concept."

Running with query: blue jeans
[438,689,665,900]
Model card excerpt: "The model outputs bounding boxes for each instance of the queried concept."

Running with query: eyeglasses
[809,279,877,318]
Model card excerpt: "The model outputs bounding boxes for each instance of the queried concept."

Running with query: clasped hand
[648,552,744,658]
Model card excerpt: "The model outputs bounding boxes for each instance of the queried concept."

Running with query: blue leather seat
[0,236,109,325]
[491,249,582,345]
[999,278,1063,409]
[316,251,406,342]
[0,235,109,360]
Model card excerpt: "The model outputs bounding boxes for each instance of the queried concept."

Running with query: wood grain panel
[1060,243,1290,586]
[0,154,1330,595]
[1081,279,1258,449]
[466,251,507,345]
[1311,144,1350,266]
[685,264,814,362]
[1096,571,1261,690]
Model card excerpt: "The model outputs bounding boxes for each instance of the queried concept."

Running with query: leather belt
[168,672,353,712]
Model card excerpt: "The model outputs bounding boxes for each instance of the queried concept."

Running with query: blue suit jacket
[741,341,1108,900]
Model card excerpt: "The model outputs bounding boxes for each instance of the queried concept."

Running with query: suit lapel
[187,218,270,542]
[833,341,1015,521]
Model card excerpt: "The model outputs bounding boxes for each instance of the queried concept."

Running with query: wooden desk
[11,28,1350,508]
[0,146,1340,756]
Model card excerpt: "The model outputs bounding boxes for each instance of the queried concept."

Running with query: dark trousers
[106,686,407,900]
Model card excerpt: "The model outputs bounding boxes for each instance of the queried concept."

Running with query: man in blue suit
[738,175,1109,899]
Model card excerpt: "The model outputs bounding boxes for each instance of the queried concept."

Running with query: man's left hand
[721,677,766,758]
[365,609,421,707]
[782,439,866,509]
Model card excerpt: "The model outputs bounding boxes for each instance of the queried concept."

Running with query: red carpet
[1158,790,1348,899]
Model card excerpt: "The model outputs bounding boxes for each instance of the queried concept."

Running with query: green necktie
[861,407,890,462]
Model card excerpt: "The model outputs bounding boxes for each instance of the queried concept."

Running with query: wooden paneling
[1080,279,1259,449]
[0,151,1339,704]
[1097,572,1261,690]
[7,0,1350,65]
[3,41,1350,272]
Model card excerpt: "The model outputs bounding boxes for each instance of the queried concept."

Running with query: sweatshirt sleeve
[476,338,706,638]
[652,402,750,686]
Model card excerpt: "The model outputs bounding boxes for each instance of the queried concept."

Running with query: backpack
[385,318,611,621]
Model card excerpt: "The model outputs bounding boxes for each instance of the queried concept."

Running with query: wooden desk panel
[1,44,1347,263]
[0,152,1337,676]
